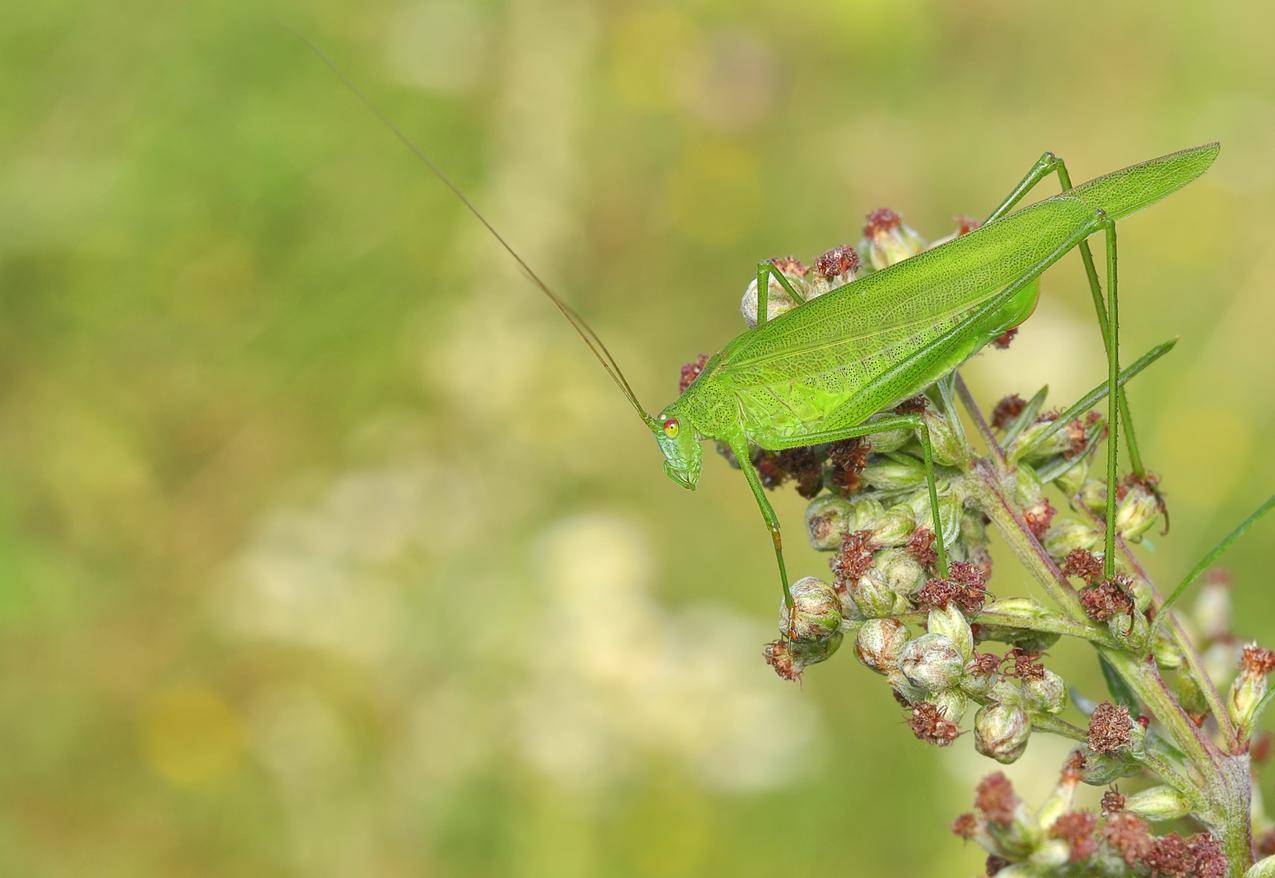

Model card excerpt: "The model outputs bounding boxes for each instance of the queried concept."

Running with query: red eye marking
[663,418,680,437]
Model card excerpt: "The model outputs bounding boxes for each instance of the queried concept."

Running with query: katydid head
[653,408,702,491]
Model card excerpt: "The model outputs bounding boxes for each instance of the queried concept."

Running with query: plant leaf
[1098,654,1142,714]
[1158,494,1275,620]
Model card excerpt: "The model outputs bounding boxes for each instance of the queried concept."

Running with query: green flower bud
[848,496,886,530]
[1115,481,1161,542]
[1024,670,1066,715]
[1042,518,1102,559]
[1011,419,1074,461]
[1125,577,1153,614]
[864,413,910,453]
[1079,748,1141,785]
[1034,766,1079,834]
[1013,462,1047,508]
[928,604,973,661]
[1054,456,1089,497]
[983,596,1051,624]
[854,618,908,674]
[1077,478,1107,514]
[740,264,808,328]
[872,547,926,597]
[887,669,925,706]
[765,632,844,680]
[960,655,999,698]
[805,494,855,551]
[1124,785,1191,822]
[1151,629,1184,670]
[862,453,926,491]
[923,407,966,467]
[908,490,962,551]
[1029,839,1071,869]
[974,702,1031,764]
[781,576,842,642]
[899,633,965,692]
[860,208,926,270]
[1108,610,1150,652]
[867,504,916,547]
[989,677,1027,707]
[933,688,969,724]
[1228,645,1275,737]
[1173,673,1208,717]
[848,569,896,618]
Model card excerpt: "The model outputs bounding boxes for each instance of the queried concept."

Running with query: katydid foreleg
[732,413,950,635]
[985,151,1148,479]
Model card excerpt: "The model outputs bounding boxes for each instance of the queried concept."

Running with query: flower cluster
[953,766,1226,877]
[702,204,1273,876]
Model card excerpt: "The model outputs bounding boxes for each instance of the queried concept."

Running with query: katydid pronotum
[293,33,1218,636]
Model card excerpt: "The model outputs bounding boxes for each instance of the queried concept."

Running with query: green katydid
[293,34,1219,633]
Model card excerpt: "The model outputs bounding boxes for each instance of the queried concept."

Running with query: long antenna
[284,26,654,426]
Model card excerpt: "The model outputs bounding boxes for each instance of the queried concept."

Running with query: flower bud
[908,491,963,551]
[1108,609,1150,652]
[862,453,927,491]
[975,703,1031,764]
[1115,481,1161,542]
[1077,478,1107,513]
[805,494,855,551]
[809,244,860,294]
[1079,749,1141,785]
[764,633,843,680]
[1173,673,1208,718]
[1042,518,1102,559]
[1124,785,1190,822]
[933,688,969,724]
[1054,456,1089,498]
[983,596,1051,624]
[887,669,925,706]
[860,207,926,270]
[1024,670,1066,715]
[1029,839,1071,869]
[923,407,966,467]
[1151,630,1184,670]
[1011,418,1074,461]
[1013,462,1046,508]
[929,604,974,661]
[873,547,926,597]
[961,653,999,698]
[899,633,965,692]
[780,576,842,642]
[844,568,893,618]
[854,618,908,674]
[740,259,809,328]
[864,413,910,452]
[1229,645,1275,737]
[866,505,916,547]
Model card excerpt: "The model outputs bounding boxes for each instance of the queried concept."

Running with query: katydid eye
[662,418,680,438]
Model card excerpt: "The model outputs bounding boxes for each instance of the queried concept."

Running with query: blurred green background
[1,1,1273,875]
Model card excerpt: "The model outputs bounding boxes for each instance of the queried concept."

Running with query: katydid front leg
[733,413,952,637]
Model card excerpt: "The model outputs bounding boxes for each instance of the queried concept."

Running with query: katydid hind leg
[986,150,1150,479]
[761,414,950,577]
[1099,214,1121,578]
[752,261,806,329]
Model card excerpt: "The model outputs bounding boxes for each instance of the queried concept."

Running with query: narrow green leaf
[1158,494,1275,619]
[1014,339,1177,462]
